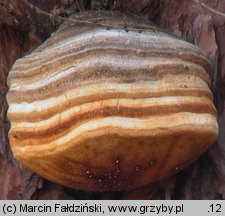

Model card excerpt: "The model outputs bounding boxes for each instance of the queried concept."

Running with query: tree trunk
[0,0,224,199]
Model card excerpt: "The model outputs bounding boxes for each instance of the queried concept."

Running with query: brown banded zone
[7,11,218,191]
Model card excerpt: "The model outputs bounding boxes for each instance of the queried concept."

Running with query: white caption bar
[0,200,224,216]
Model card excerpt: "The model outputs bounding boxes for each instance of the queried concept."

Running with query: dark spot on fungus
[185,65,190,70]
[12,133,18,139]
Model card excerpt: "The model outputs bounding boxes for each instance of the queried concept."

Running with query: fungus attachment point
[7,11,218,191]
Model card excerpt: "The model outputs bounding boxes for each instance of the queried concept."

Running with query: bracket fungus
[6,11,218,191]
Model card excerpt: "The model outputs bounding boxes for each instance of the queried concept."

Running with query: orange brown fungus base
[7,11,218,191]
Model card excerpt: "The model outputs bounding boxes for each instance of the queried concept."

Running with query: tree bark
[0,0,224,199]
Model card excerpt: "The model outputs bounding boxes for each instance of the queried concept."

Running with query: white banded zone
[7,11,218,191]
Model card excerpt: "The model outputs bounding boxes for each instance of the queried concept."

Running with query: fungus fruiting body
[7,11,218,191]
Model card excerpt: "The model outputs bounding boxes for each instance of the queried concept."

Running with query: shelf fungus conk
[7,11,218,191]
